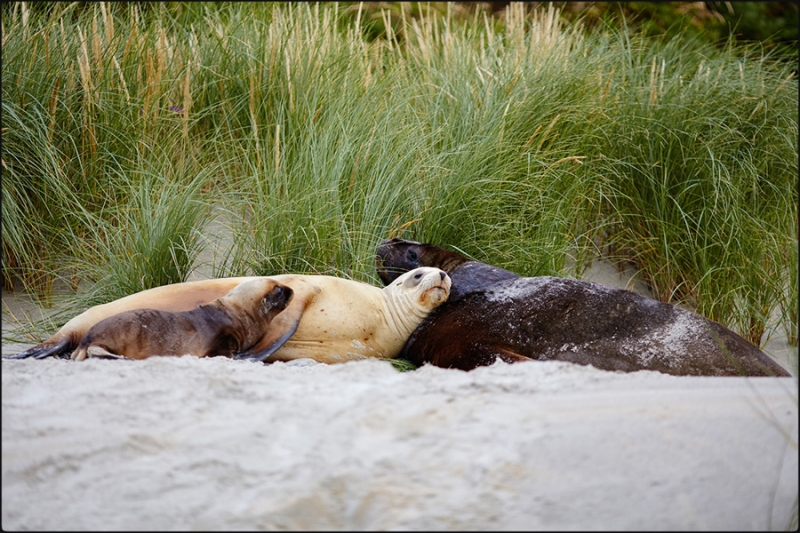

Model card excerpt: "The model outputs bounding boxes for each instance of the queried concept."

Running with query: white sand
[1,356,797,530]
[2,257,797,530]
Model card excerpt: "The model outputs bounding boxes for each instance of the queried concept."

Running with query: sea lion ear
[234,284,314,362]
[264,284,293,311]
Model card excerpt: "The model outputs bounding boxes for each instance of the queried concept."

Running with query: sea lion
[8,267,451,365]
[375,238,791,377]
[72,279,293,361]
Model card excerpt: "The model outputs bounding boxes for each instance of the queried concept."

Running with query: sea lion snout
[228,279,293,313]
[430,271,452,302]
[403,267,451,306]
[376,238,426,285]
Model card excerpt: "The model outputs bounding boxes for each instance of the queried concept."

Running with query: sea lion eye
[414,272,422,280]
[408,250,418,262]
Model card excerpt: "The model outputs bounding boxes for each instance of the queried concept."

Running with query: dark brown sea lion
[72,278,293,360]
[9,268,451,364]
[375,238,791,377]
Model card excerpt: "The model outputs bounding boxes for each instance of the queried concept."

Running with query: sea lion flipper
[233,285,316,362]
[232,319,299,362]
[5,337,73,360]
[84,345,128,360]
[493,348,533,364]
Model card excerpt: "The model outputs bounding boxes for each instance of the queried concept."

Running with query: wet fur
[375,238,791,377]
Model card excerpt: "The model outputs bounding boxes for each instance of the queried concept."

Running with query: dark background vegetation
[13,2,799,55]
[336,2,798,60]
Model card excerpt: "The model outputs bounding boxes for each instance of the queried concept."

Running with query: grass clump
[585,33,797,345]
[73,161,212,310]
[2,2,796,353]
[388,357,419,372]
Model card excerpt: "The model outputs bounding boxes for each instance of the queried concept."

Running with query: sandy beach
[4,2,798,528]
[1,355,797,530]
[2,258,797,530]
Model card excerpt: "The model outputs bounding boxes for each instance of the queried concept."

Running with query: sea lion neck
[446,261,520,300]
[198,301,258,344]
[380,269,450,341]
[423,248,471,274]
[381,285,430,342]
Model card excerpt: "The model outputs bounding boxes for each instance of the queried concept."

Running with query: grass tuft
[2,2,796,351]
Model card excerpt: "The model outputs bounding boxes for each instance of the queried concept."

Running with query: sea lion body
[239,268,451,364]
[72,279,293,360]
[375,238,790,377]
[10,268,451,364]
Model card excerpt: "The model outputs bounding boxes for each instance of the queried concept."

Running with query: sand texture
[1,354,797,530]
[3,255,797,530]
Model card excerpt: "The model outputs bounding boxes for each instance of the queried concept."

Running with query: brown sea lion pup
[71,279,293,361]
[375,238,791,377]
[9,268,452,365]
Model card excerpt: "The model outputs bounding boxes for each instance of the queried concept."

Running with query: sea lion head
[222,279,294,321]
[384,266,451,325]
[375,238,470,286]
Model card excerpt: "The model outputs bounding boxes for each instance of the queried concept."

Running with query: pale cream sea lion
[9,268,452,364]
[72,278,293,361]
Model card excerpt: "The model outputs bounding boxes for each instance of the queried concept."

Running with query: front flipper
[233,283,317,363]
[493,347,534,365]
[233,315,300,362]
[436,344,533,371]
[4,337,73,360]
[83,345,129,360]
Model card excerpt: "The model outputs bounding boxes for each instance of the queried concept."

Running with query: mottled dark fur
[376,238,790,376]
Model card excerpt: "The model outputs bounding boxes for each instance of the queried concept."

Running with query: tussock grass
[585,33,798,345]
[2,2,796,351]
[73,159,212,309]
